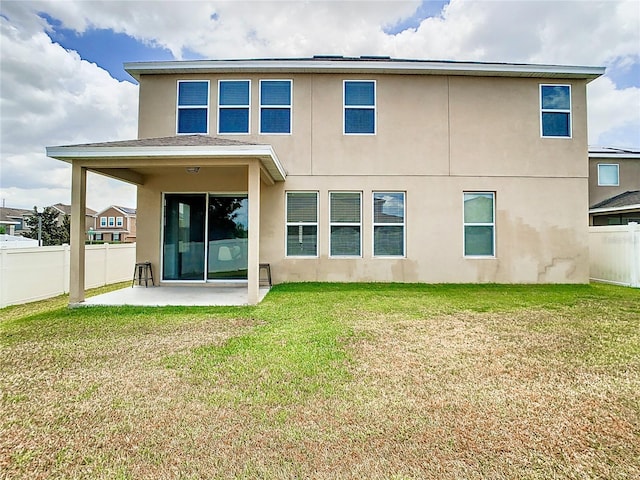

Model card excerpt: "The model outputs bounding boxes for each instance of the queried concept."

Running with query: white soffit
[46,144,287,182]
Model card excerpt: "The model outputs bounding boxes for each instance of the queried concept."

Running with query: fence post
[63,244,71,293]
[630,222,639,288]
[0,247,7,308]
[104,243,110,286]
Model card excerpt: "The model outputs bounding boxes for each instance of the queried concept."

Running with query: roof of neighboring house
[96,205,136,216]
[589,146,640,159]
[124,56,605,82]
[116,206,136,215]
[590,190,640,211]
[0,207,31,223]
[50,203,97,216]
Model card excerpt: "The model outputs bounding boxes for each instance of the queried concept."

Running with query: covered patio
[82,285,271,307]
[46,135,286,306]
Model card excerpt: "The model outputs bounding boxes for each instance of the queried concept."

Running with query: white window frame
[463,192,496,258]
[597,163,620,186]
[259,79,292,135]
[116,216,123,227]
[217,79,251,135]
[540,84,572,139]
[100,217,107,227]
[176,80,210,135]
[344,80,376,135]
[112,233,121,242]
[329,191,362,258]
[372,191,406,258]
[108,216,115,227]
[285,191,319,258]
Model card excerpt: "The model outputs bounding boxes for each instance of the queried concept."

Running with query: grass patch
[1,283,639,479]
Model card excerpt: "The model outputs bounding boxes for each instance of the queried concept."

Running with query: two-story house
[47,56,604,304]
[588,147,640,225]
[93,205,137,243]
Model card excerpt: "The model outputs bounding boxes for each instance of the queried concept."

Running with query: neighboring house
[0,204,97,239]
[93,205,137,243]
[588,147,640,225]
[50,203,97,235]
[47,56,604,304]
[0,207,31,236]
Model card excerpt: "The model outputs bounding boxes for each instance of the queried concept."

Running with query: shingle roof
[51,203,97,216]
[114,206,136,215]
[590,190,640,210]
[63,135,258,149]
[0,207,31,223]
[47,135,287,182]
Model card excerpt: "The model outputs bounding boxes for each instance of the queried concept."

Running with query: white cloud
[0,5,138,210]
[1,0,638,211]
[588,76,640,146]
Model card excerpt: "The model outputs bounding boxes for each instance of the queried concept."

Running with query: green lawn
[1,283,639,479]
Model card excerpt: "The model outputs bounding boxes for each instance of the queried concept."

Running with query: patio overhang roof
[46,135,287,185]
[589,204,640,215]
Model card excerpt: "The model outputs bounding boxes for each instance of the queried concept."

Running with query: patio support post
[247,160,261,305]
[70,162,87,304]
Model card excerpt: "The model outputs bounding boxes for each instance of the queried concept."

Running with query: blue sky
[1,0,639,211]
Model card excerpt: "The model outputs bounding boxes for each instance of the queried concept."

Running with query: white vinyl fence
[589,223,640,288]
[0,243,136,308]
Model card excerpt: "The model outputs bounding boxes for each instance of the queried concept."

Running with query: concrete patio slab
[80,285,270,307]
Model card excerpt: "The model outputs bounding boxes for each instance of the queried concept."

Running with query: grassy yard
[1,283,639,479]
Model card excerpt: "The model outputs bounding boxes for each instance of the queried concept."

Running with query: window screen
[177,81,209,134]
[540,85,571,137]
[463,192,495,256]
[219,80,250,134]
[373,192,405,256]
[344,81,375,134]
[286,192,318,256]
[260,80,292,134]
[330,192,361,256]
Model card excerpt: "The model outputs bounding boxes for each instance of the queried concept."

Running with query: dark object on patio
[259,263,272,287]
[132,262,154,287]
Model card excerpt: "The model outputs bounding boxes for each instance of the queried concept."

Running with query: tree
[23,207,70,246]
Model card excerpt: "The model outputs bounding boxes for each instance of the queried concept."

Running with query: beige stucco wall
[136,172,588,284]
[133,71,591,284]
[588,157,640,206]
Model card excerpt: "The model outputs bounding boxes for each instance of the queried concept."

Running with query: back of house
[48,56,604,302]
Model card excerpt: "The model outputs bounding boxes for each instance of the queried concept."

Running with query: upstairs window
[344,80,376,134]
[373,192,405,257]
[330,192,361,257]
[116,217,124,227]
[464,192,495,257]
[286,192,318,257]
[100,217,107,227]
[540,85,571,138]
[598,164,619,186]
[108,216,115,227]
[177,81,209,134]
[260,80,292,134]
[218,80,250,134]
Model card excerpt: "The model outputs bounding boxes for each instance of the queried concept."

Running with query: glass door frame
[161,191,249,284]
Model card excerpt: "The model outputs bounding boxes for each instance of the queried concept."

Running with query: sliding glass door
[163,193,248,282]
[207,195,248,280]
